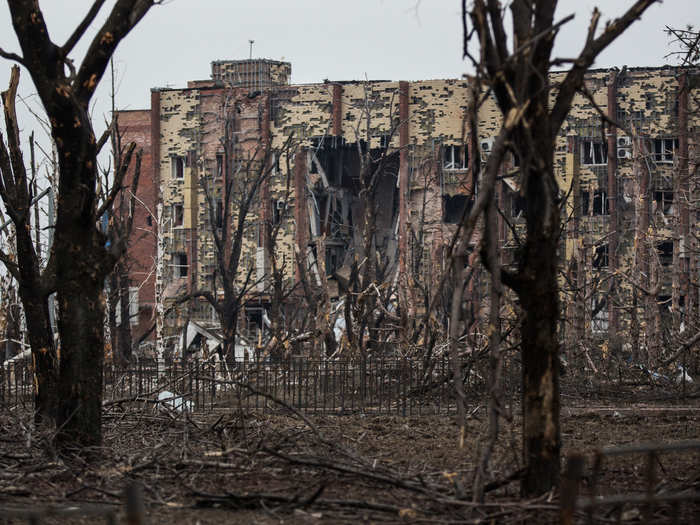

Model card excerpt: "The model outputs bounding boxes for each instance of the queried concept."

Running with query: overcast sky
[0,1,698,154]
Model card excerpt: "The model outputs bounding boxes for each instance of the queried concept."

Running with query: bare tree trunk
[0,67,58,425]
[473,190,503,502]
[678,72,692,330]
[465,0,655,494]
[518,169,561,495]
[22,291,57,425]
[6,0,158,450]
[607,71,619,351]
[448,255,469,448]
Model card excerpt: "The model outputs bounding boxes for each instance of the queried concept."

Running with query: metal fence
[560,441,700,524]
[2,357,490,415]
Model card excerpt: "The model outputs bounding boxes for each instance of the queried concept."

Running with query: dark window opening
[511,193,526,218]
[443,145,467,170]
[175,252,188,278]
[652,138,678,163]
[173,203,184,227]
[580,190,590,216]
[172,155,184,179]
[273,153,280,172]
[657,241,673,266]
[593,244,609,269]
[654,190,674,215]
[325,244,345,276]
[216,154,223,179]
[443,195,471,224]
[616,109,626,124]
[582,140,608,165]
[310,152,318,174]
[592,189,609,215]
[378,134,390,149]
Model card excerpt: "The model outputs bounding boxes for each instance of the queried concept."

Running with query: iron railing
[2,357,492,415]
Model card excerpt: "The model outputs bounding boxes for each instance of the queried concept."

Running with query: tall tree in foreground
[465,0,656,495]
[0,0,159,448]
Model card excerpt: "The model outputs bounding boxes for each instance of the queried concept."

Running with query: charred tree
[0,66,57,425]
[465,0,656,495]
[1,0,158,448]
[193,92,288,361]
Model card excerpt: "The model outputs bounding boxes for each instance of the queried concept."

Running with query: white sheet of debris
[157,390,193,412]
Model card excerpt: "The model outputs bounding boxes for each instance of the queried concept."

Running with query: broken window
[652,138,678,163]
[174,252,188,278]
[591,296,609,333]
[511,193,525,219]
[325,243,345,276]
[592,189,608,215]
[173,203,184,227]
[656,241,673,267]
[580,190,590,216]
[654,190,674,215]
[512,151,520,167]
[443,145,467,170]
[171,155,185,179]
[443,194,471,224]
[216,154,223,179]
[593,244,609,269]
[581,139,608,165]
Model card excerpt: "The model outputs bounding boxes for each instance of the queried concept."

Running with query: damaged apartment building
[116,59,699,355]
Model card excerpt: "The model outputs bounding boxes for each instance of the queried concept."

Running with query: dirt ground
[0,388,698,524]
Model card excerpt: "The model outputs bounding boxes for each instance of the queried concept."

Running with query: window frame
[652,138,678,163]
[216,154,224,179]
[581,139,608,166]
[174,252,188,278]
[653,190,674,215]
[172,203,184,228]
[591,296,609,333]
[171,155,185,179]
[443,145,467,171]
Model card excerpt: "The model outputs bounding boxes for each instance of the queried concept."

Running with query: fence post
[125,481,146,525]
[560,453,584,525]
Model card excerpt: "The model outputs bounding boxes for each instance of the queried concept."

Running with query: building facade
[117,60,699,356]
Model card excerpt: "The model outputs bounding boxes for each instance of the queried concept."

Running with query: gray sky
[0,1,698,155]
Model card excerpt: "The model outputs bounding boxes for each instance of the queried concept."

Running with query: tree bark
[466,0,656,495]
[5,0,157,449]
[0,66,58,425]
[517,157,562,495]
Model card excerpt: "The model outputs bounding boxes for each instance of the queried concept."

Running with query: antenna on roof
[249,40,254,59]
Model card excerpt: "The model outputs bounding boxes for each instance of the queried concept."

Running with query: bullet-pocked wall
[118,62,699,349]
